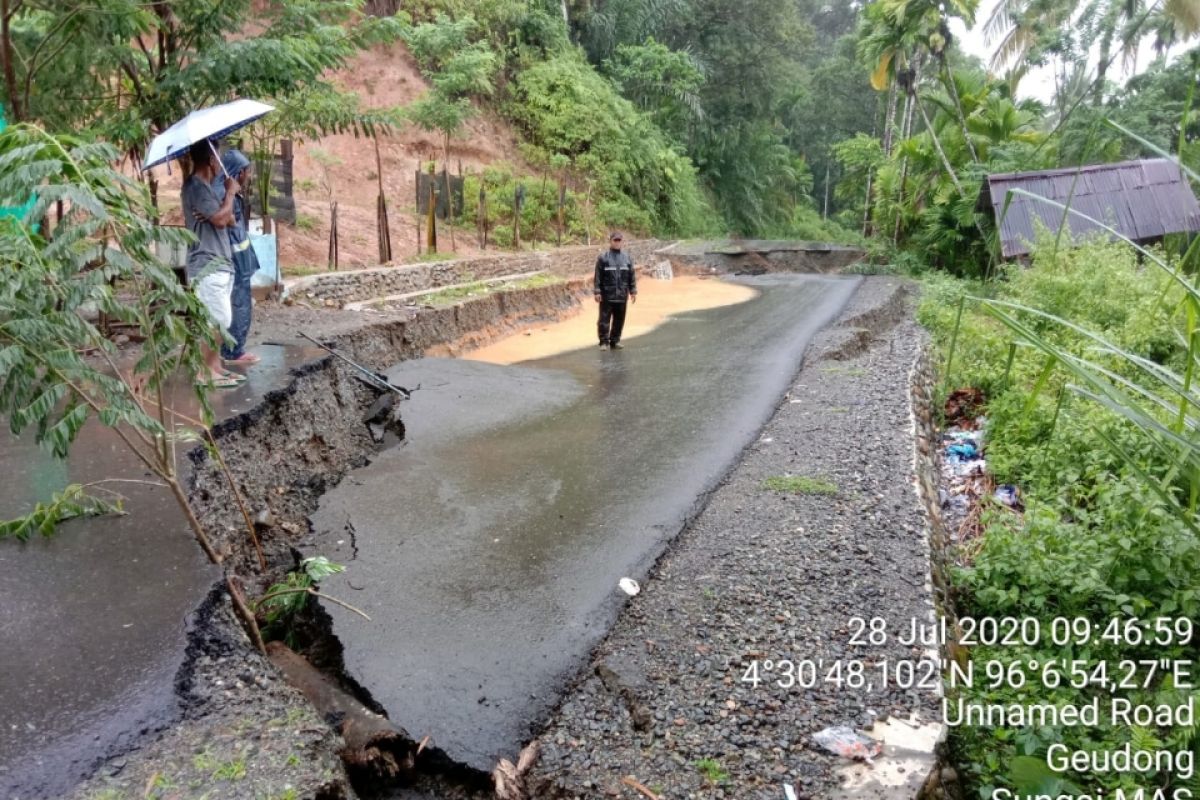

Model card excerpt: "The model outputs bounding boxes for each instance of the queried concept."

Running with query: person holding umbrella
[212,149,260,367]
[141,98,275,386]
[182,139,243,388]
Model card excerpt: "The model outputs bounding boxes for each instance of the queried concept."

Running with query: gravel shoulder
[527,277,939,799]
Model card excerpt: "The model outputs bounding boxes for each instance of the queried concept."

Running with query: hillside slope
[158,40,534,272]
[283,42,533,270]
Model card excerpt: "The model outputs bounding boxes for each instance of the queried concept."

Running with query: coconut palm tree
[985,0,1200,105]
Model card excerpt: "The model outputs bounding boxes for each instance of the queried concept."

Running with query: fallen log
[266,642,415,784]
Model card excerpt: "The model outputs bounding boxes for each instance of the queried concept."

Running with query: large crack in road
[302,274,862,773]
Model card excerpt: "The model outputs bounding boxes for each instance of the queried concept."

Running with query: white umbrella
[142,98,275,174]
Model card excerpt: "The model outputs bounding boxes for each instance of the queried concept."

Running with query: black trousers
[598,299,628,345]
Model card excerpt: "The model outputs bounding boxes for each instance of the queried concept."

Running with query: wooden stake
[443,162,455,252]
[374,135,391,264]
[328,200,339,271]
[478,180,488,250]
[426,162,437,253]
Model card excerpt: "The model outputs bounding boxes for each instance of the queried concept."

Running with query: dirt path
[464,276,757,365]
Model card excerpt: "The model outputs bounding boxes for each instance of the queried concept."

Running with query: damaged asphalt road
[303,274,861,774]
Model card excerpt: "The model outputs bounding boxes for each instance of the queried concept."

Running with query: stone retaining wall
[288,240,665,308]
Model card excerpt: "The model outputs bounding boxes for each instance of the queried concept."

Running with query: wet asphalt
[305,274,862,772]
[0,344,324,800]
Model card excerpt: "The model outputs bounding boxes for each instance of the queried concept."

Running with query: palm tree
[861,0,980,189]
[985,0,1200,105]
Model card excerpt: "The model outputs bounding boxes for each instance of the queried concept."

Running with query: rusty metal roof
[978,159,1200,259]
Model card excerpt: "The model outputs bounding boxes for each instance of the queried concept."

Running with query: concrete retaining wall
[287,240,665,308]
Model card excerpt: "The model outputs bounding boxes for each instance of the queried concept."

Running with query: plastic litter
[618,578,640,596]
[812,725,883,761]
[946,441,979,460]
[994,485,1021,509]
[784,784,798,800]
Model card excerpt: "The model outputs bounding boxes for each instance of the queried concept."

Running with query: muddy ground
[66,271,932,800]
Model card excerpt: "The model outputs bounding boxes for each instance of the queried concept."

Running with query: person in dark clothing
[212,149,260,366]
[593,231,637,349]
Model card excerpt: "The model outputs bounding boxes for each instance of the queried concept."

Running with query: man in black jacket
[593,231,638,350]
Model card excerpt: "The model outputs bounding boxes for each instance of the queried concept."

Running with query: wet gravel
[526,278,939,799]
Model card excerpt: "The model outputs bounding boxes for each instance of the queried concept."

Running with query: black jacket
[593,249,637,303]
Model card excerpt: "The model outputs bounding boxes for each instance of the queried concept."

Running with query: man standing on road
[594,231,637,350]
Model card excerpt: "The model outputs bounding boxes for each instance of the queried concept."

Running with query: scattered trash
[618,578,640,596]
[812,725,883,761]
[993,485,1022,510]
[939,420,990,544]
[784,784,798,800]
[946,441,979,460]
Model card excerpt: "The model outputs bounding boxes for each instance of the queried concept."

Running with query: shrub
[505,52,719,237]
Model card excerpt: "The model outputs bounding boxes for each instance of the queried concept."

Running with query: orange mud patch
[465,276,757,365]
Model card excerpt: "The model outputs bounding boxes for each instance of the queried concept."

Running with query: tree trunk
[862,170,874,237]
[883,82,899,157]
[941,58,978,164]
[328,201,339,270]
[267,642,415,783]
[823,162,831,220]
[1094,27,1113,107]
[1,0,20,121]
[915,93,965,198]
[893,86,917,244]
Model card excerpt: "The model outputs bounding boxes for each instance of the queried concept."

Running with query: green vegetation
[419,273,562,306]
[763,475,839,496]
[257,556,348,643]
[922,236,1200,798]
[694,757,729,784]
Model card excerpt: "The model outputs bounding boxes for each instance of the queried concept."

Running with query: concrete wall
[288,240,665,308]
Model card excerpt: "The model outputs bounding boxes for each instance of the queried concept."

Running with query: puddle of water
[464,275,757,365]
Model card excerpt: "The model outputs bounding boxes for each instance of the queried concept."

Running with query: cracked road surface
[306,274,862,771]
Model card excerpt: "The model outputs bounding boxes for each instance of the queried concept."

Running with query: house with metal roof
[977,158,1200,260]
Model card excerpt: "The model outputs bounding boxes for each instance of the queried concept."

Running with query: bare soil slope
[161,40,532,271]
